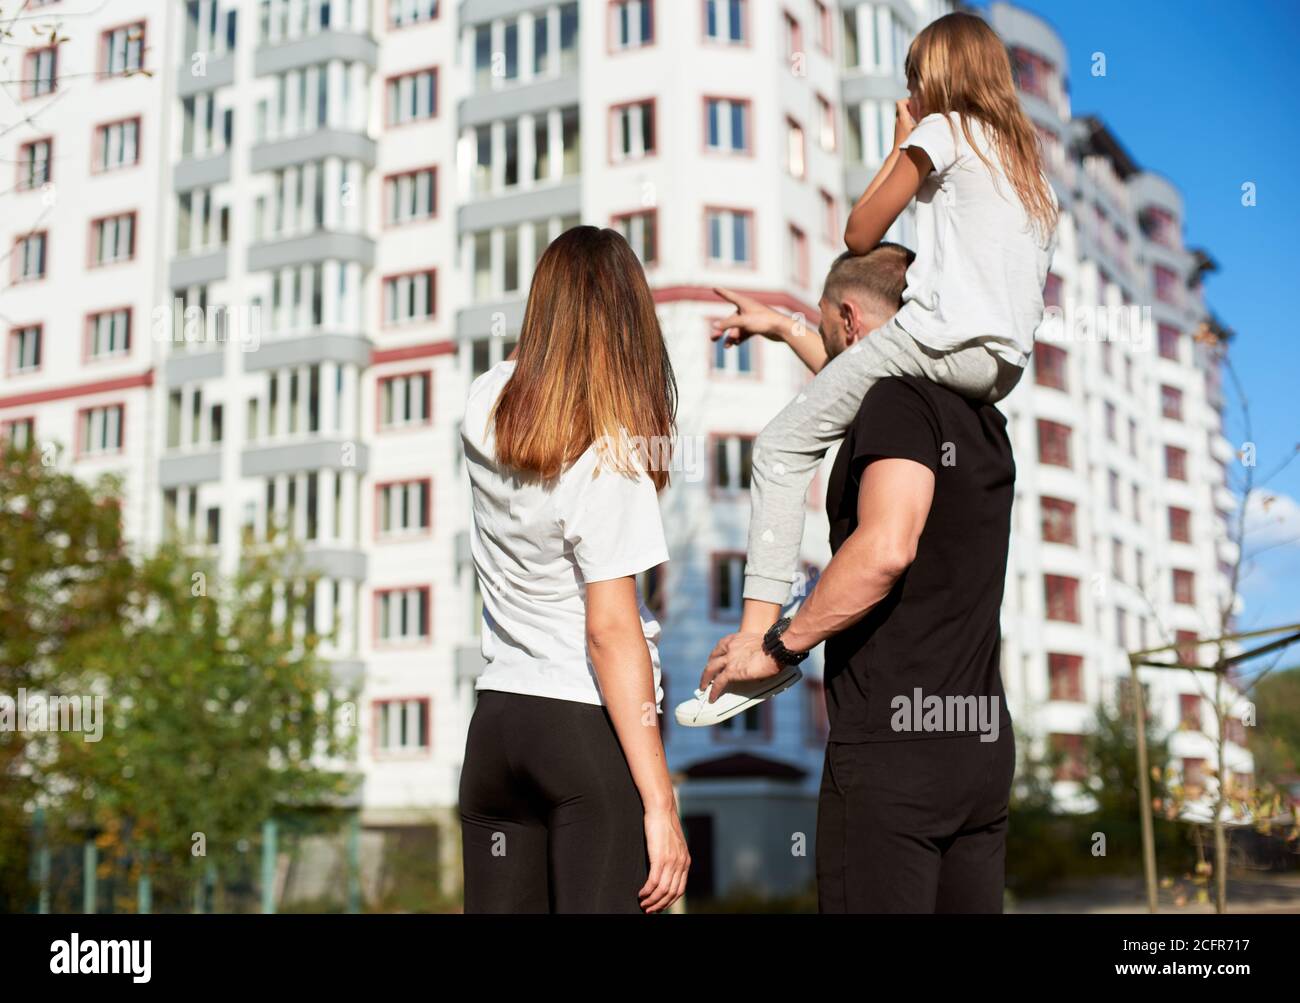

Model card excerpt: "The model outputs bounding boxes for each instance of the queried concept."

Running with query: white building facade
[0,0,1247,903]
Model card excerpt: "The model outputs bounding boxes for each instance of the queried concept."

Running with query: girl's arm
[844,100,932,255]
[585,576,690,913]
[844,146,930,255]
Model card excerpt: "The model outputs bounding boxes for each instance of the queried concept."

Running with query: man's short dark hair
[823,242,915,312]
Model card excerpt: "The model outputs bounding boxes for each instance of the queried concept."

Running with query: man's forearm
[780,530,911,653]
[782,318,829,374]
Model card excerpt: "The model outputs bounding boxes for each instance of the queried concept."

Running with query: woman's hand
[892,98,917,150]
[639,804,690,913]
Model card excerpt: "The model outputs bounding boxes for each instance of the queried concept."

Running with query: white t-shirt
[896,111,1057,366]
[461,360,669,709]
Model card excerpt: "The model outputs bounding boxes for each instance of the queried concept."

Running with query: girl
[733,10,1058,642]
[459,226,690,913]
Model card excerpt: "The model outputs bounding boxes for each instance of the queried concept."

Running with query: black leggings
[816,729,1015,913]
[459,690,649,913]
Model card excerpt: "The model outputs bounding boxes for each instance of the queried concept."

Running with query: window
[704,97,750,153]
[378,480,432,537]
[1104,401,1117,442]
[1044,575,1080,623]
[611,0,653,49]
[95,118,140,172]
[14,232,47,282]
[375,698,430,754]
[390,0,439,27]
[841,9,859,68]
[1153,264,1179,305]
[788,224,808,287]
[1,418,35,449]
[704,0,746,43]
[705,208,753,266]
[1168,506,1192,543]
[376,586,431,643]
[87,310,131,359]
[1111,538,1124,581]
[91,213,136,266]
[713,435,754,491]
[383,271,436,324]
[1165,444,1188,481]
[378,372,432,429]
[387,68,437,125]
[560,2,579,72]
[712,336,753,376]
[102,22,145,77]
[783,10,801,60]
[26,46,57,97]
[1160,384,1184,421]
[1172,569,1195,606]
[385,167,436,224]
[613,209,657,266]
[1009,46,1055,102]
[1175,630,1200,667]
[820,189,837,244]
[79,404,125,456]
[816,93,835,151]
[1044,272,1063,309]
[1108,469,1121,512]
[1040,497,1076,546]
[1033,343,1067,390]
[813,0,832,52]
[786,117,806,178]
[1179,694,1201,731]
[1051,733,1086,782]
[611,99,655,161]
[638,564,666,619]
[1182,757,1206,796]
[1158,324,1180,361]
[1036,419,1071,468]
[9,325,41,374]
[18,138,52,189]
[711,553,746,618]
[1048,653,1083,702]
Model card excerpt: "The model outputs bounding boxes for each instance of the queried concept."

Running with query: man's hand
[699,631,782,702]
[709,288,797,347]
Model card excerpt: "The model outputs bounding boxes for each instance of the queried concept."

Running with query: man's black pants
[816,728,1015,913]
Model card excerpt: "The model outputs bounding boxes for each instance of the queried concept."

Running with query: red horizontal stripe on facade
[0,370,154,411]
[371,341,457,366]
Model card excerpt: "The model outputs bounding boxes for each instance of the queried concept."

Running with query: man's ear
[840,299,861,344]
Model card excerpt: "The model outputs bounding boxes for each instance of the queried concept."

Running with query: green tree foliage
[1249,665,1300,783]
[0,442,357,911]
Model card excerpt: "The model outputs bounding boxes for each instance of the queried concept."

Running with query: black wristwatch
[762,616,810,667]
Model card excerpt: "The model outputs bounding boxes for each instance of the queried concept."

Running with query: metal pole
[347,811,361,914]
[1129,657,1158,913]
[83,839,98,914]
[261,818,278,915]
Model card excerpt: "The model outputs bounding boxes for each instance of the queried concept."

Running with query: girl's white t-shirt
[461,360,668,709]
[897,111,1058,366]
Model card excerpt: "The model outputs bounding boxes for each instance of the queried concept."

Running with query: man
[690,243,1017,913]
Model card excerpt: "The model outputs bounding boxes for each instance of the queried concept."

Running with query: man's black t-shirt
[822,375,1015,742]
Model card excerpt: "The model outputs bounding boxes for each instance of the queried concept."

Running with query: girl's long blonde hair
[492,226,677,489]
[906,12,1058,240]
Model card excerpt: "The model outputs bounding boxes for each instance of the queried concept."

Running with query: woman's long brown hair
[905,12,1059,242]
[492,226,677,489]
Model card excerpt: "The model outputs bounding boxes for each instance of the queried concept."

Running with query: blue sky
[976,0,1300,637]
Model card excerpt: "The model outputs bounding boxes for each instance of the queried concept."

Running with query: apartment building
[0,0,1248,904]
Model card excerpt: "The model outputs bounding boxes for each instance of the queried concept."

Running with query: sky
[974,0,1300,637]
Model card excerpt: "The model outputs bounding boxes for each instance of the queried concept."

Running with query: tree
[0,441,135,910]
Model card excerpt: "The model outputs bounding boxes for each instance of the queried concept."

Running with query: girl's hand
[639,806,690,913]
[893,98,917,149]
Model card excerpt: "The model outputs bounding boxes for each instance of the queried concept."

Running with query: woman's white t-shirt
[897,111,1058,367]
[461,360,668,709]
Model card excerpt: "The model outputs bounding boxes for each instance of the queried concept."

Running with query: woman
[458,226,689,913]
